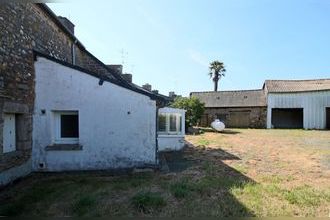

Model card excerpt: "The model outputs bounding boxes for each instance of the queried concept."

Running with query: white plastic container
[211,119,225,131]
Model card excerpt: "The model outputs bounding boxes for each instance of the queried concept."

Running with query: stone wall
[0,3,117,176]
[200,107,267,128]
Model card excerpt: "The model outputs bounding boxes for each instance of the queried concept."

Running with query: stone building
[0,3,171,186]
[191,90,267,128]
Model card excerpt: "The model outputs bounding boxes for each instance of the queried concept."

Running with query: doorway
[271,108,303,129]
[326,108,330,130]
[3,113,16,153]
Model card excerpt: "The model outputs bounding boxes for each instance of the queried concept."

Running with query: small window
[54,111,79,144]
[158,114,166,132]
[158,113,182,135]
[169,114,177,132]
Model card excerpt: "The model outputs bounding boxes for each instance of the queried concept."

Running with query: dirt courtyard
[0,129,329,217]
[186,129,330,189]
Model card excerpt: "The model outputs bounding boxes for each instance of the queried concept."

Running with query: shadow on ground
[0,141,256,217]
[159,141,256,216]
[197,127,241,135]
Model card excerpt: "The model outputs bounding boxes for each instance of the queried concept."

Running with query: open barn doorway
[326,108,330,130]
[271,108,303,129]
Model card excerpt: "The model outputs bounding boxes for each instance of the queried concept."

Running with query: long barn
[191,78,330,130]
[264,79,330,129]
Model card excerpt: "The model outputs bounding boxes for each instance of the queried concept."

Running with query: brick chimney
[169,91,176,98]
[58,16,75,34]
[122,73,132,83]
[142,83,152,91]
[107,65,123,74]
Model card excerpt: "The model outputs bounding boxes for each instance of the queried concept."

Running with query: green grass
[72,195,97,216]
[197,139,210,146]
[283,185,330,206]
[231,164,248,174]
[170,180,193,198]
[111,173,153,190]
[1,129,330,217]
[131,191,166,213]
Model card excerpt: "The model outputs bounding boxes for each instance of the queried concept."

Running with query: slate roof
[190,90,267,108]
[34,51,169,102]
[264,79,330,93]
[36,4,168,102]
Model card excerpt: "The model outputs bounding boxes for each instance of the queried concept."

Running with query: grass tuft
[283,185,330,206]
[72,195,97,216]
[170,181,192,199]
[132,191,166,213]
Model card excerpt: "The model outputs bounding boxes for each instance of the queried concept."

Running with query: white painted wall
[267,91,330,129]
[158,135,185,151]
[32,57,157,171]
[157,107,186,151]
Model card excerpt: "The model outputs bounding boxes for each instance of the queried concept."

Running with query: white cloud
[187,49,209,67]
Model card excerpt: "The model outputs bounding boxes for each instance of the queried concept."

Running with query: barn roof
[190,90,267,108]
[264,79,330,93]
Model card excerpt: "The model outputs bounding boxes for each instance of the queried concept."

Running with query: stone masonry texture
[0,3,118,173]
[200,107,267,128]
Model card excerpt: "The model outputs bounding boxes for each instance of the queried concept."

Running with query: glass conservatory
[157,107,186,151]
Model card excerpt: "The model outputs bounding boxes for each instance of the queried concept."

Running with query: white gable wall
[32,57,157,171]
[267,91,330,129]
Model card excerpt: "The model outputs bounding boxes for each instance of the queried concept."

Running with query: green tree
[209,60,226,91]
[170,97,205,129]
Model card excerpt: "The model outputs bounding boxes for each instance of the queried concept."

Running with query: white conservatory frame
[158,107,186,137]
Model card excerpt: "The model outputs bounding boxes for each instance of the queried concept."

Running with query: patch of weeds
[232,164,248,174]
[170,180,193,199]
[72,195,97,216]
[283,185,330,206]
[193,176,244,196]
[111,173,153,190]
[132,191,166,213]
[0,184,58,216]
[197,139,210,146]
[230,182,264,213]
[202,161,216,176]
[260,175,284,184]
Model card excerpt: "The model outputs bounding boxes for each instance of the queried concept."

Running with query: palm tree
[209,60,226,91]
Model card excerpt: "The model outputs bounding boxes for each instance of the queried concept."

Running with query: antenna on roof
[121,48,128,66]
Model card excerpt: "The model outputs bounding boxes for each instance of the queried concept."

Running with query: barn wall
[267,91,330,129]
[200,107,267,128]
[32,57,157,171]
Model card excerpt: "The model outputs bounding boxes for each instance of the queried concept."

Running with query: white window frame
[53,111,79,144]
[158,113,183,136]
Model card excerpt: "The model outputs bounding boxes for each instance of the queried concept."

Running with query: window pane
[61,114,79,138]
[179,115,182,132]
[158,114,166,132]
[169,114,177,132]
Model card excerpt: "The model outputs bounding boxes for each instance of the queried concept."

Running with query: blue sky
[48,0,330,96]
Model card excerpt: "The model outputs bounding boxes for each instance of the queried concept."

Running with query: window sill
[46,144,83,151]
[158,134,185,138]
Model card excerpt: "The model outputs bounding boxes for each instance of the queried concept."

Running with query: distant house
[190,90,267,128]
[191,79,330,129]
[264,79,330,129]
